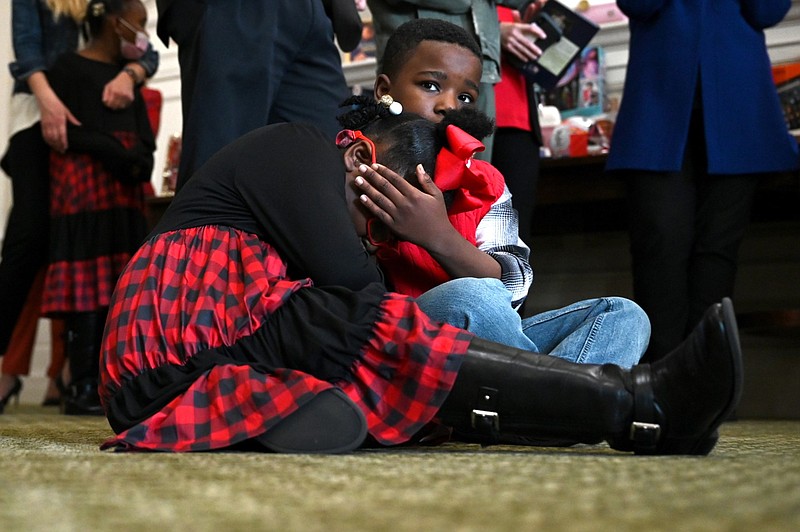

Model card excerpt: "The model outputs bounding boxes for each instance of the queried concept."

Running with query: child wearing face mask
[0,0,158,413]
[40,0,155,415]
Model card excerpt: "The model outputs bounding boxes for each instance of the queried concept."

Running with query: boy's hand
[355,163,458,252]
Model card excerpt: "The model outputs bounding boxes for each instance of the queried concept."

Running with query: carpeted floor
[1,407,799,531]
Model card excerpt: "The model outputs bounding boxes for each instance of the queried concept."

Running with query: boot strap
[630,364,661,451]
[470,386,500,436]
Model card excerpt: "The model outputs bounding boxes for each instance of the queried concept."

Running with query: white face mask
[117,17,149,60]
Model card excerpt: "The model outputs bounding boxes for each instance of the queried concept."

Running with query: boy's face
[375,41,482,123]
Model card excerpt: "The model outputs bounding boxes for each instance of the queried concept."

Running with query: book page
[538,38,580,75]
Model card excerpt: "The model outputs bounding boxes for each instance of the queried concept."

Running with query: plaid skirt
[100,225,473,452]
[42,132,146,315]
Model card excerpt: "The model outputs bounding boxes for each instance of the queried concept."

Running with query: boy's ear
[343,140,375,171]
[374,74,392,100]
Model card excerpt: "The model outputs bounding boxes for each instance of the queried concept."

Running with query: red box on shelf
[773,62,800,85]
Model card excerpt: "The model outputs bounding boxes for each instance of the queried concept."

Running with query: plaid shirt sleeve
[475,184,534,308]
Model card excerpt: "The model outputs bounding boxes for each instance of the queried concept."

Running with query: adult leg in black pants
[0,126,50,355]
[492,127,541,246]
[625,111,758,361]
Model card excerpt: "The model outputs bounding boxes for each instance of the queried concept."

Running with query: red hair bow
[336,129,377,164]
[434,125,493,214]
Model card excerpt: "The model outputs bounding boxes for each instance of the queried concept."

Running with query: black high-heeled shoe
[0,377,23,414]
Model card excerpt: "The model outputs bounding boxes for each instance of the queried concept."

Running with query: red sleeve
[495,6,533,131]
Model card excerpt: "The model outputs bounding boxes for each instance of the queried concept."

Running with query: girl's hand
[355,163,458,252]
[102,71,136,110]
[356,162,503,281]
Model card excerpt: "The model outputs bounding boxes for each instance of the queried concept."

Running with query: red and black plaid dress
[42,54,153,315]
[99,124,474,452]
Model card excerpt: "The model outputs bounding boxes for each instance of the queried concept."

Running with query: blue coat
[606,0,799,174]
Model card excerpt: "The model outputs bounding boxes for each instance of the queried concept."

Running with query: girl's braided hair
[336,94,494,183]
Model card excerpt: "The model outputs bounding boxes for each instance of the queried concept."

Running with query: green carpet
[1,406,798,531]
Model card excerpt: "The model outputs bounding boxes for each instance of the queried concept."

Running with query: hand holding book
[505,0,599,89]
[499,8,548,65]
[502,1,556,79]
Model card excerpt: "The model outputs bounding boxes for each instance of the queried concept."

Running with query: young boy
[354,18,650,369]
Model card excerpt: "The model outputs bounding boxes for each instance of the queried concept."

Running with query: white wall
[0,0,13,231]
[140,0,179,195]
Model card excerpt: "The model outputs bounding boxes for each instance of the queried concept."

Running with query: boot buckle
[471,409,500,432]
[630,421,661,448]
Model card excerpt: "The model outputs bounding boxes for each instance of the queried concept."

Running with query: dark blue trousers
[166,0,350,190]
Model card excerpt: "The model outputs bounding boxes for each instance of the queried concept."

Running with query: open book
[508,1,600,89]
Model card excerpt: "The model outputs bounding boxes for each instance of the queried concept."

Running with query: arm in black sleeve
[233,124,384,291]
[65,125,153,184]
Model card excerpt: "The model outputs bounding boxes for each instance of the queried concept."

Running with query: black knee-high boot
[437,298,743,455]
[63,311,106,416]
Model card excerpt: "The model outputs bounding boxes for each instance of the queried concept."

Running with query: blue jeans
[415,278,650,369]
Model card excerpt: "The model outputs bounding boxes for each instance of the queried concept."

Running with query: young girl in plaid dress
[43,0,155,415]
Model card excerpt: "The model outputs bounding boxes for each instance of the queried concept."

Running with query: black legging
[0,125,50,354]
